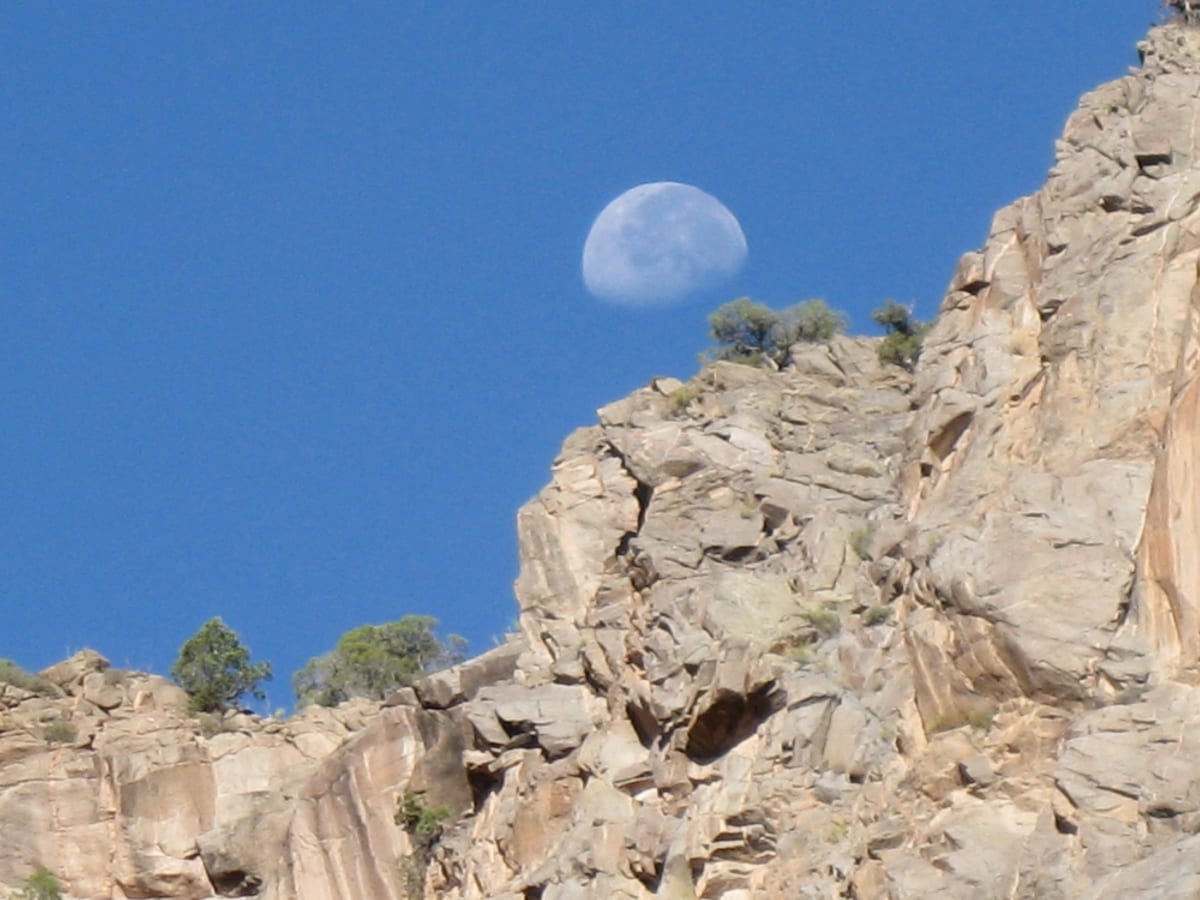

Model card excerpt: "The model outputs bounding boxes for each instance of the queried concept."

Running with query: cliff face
[0,649,475,899]
[10,22,1200,900]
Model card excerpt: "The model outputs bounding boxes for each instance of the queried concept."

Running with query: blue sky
[1,4,1154,707]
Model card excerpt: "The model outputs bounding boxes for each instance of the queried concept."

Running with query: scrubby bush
[668,385,700,415]
[707,297,846,367]
[707,297,777,365]
[171,617,272,713]
[42,720,76,745]
[1164,0,1200,25]
[396,789,452,837]
[848,524,876,560]
[0,660,56,697]
[194,711,239,738]
[12,866,62,900]
[803,606,841,638]
[395,790,453,897]
[872,300,930,370]
[293,615,466,707]
[780,298,847,344]
[863,606,893,627]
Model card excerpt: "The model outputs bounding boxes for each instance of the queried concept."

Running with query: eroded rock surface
[0,652,475,900]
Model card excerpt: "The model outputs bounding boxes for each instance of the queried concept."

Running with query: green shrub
[396,790,452,837]
[790,644,814,666]
[872,300,930,370]
[194,711,239,738]
[803,606,841,638]
[967,705,997,732]
[171,618,272,713]
[668,386,700,414]
[0,661,56,697]
[863,606,893,627]
[42,720,76,745]
[848,525,876,560]
[12,866,62,900]
[708,297,779,364]
[781,298,847,344]
[294,616,466,708]
[395,790,453,897]
[706,297,846,368]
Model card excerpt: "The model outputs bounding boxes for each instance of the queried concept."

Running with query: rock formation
[11,20,1200,900]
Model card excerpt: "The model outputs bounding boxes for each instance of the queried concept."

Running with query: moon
[581,182,748,308]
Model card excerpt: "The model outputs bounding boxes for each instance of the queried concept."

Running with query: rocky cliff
[11,21,1200,900]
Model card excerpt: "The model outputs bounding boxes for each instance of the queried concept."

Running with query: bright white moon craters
[582,182,748,308]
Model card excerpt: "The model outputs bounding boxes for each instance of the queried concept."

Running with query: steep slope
[9,20,1200,900]
[426,22,1200,897]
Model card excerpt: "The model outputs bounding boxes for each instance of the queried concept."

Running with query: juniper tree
[293,615,466,707]
[171,617,272,713]
[707,297,845,367]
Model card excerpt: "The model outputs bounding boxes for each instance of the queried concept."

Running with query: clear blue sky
[1,3,1154,707]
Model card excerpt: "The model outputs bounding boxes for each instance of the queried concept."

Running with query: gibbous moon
[582,182,748,308]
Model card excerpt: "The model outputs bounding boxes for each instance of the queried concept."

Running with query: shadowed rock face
[12,22,1200,900]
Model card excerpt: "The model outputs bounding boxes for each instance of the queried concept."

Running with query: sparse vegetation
[826,821,849,843]
[1164,0,1200,25]
[926,704,996,735]
[395,790,453,898]
[0,660,57,698]
[397,789,452,836]
[925,712,962,735]
[791,644,815,666]
[706,297,846,368]
[803,606,841,638]
[848,524,876,560]
[294,615,466,708]
[863,606,893,627]
[11,866,62,900]
[42,720,76,745]
[668,385,700,415]
[872,300,930,371]
[967,705,997,732]
[171,617,272,714]
[194,711,240,739]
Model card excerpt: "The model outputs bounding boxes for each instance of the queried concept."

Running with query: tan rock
[19,21,1200,900]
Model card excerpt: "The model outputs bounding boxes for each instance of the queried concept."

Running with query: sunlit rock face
[15,22,1200,900]
[0,649,476,900]
[902,23,1200,709]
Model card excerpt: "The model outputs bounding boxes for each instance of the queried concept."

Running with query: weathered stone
[958,754,995,787]
[412,639,524,710]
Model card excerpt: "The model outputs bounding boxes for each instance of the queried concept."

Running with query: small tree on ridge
[293,615,466,707]
[707,297,845,367]
[13,866,62,900]
[171,617,272,713]
[872,300,929,371]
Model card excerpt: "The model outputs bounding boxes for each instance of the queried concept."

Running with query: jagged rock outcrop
[426,23,1200,898]
[0,649,483,899]
[12,20,1200,900]
[431,339,912,899]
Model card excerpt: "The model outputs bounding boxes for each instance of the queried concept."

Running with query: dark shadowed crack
[684,684,784,764]
[603,441,654,559]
